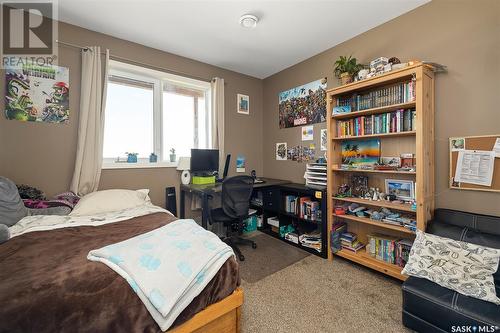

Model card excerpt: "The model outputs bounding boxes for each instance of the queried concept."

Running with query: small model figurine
[368,187,375,200]
[336,184,351,198]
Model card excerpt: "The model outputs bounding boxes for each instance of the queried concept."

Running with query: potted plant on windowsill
[169,148,176,162]
[334,55,364,85]
[126,152,138,163]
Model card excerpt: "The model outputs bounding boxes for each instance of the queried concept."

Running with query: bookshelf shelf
[332,213,415,235]
[326,63,435,279]
[332,101,416,120]
[331,168,416,175]
[333,196,415,213]
[259,227,323,256]
[328,62,426,95]
[335,248,406,281]
[280,211,322,224]
[332,131,416,141]
[274,184,328,258]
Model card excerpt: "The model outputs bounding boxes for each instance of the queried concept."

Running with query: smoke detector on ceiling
[239,14,258,29]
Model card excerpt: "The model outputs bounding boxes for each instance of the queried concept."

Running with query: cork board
[449,135,500,192]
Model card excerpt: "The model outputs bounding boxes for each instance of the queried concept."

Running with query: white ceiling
[57,0,430,79]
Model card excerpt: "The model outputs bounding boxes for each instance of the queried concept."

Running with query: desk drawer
[262,188,280,212]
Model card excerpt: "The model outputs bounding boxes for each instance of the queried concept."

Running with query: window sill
[102,161,178,170]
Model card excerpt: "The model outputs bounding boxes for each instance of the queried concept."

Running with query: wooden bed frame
[169,288,243,333]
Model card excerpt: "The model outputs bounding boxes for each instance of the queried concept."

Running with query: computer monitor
[190,149,219,175]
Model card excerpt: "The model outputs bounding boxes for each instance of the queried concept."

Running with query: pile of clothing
[0,177,80,243]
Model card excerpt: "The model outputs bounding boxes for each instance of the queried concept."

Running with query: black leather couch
[402,209,500,332]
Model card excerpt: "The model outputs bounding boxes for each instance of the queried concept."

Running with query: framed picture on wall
[237,94,249,114]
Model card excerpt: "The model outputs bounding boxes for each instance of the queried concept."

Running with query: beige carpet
[240,254,410,333]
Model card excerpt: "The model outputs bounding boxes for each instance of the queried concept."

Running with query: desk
[179,178,290,229]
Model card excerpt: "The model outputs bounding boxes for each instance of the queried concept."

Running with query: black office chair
[207,175,257,261]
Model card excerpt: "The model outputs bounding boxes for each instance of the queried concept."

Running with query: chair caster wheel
[239,255,245,261]
[252,243,257,249]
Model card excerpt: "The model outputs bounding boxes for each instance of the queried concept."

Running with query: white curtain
[211,77,225,174]
[70,46,109,196]
[203,77,225,236]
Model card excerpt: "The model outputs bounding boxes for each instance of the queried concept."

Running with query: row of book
[367,233,413,267]
[284,195,321,221]
[337,81,416,111]
[336,108,416,137]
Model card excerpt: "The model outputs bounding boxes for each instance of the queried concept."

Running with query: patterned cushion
[402,230,500,305]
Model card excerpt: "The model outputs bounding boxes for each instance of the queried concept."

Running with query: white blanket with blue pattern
[87,219,235,331]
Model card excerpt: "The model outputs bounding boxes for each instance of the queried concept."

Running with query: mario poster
[5,64,69,123]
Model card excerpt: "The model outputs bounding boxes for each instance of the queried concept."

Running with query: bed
[0,209,242,333]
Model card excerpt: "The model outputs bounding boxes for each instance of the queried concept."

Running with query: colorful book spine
[347,81,415,112]
[335,108,415,138]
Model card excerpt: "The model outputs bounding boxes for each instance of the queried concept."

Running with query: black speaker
[165,187,177,216]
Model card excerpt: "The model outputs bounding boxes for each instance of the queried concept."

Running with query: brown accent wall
[262,0,500,216]
[0,21,263,207]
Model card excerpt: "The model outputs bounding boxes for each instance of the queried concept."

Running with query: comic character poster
[278,78,326,129]
[5,64,69,123]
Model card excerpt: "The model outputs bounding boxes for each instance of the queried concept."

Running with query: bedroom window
[102,61,211,168]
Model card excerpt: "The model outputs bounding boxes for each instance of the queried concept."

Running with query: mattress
[0,212,240,333]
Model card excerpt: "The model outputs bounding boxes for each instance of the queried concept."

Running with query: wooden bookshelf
[326,63,435,281]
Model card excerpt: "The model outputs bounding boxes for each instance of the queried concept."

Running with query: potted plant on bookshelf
[334,55,364,85]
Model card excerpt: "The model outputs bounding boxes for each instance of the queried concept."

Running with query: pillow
[402,230,500,305]
[70,189,151,216]
[0,177,29,227]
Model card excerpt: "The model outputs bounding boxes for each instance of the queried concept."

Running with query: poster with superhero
[278,78,326,129]
[5,64,69,123]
